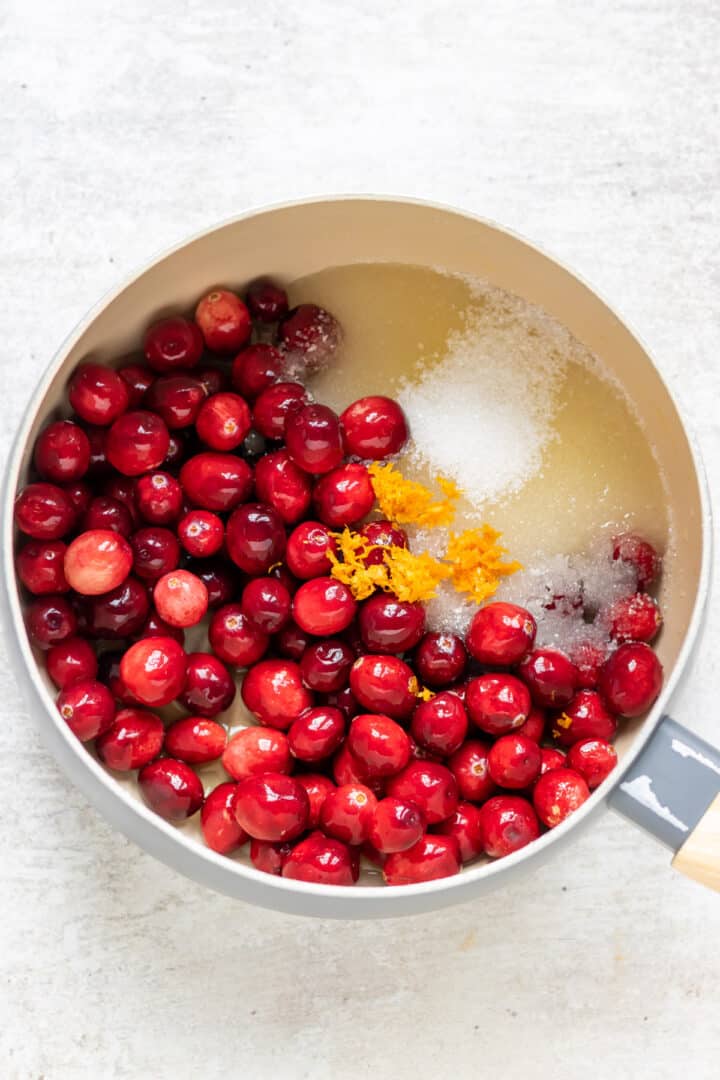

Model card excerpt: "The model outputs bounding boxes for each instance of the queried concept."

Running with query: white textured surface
[2,2,720,1077]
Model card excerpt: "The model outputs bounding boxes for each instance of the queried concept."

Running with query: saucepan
[2,197,717,917]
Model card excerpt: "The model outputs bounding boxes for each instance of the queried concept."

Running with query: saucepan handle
[609,715,720,892]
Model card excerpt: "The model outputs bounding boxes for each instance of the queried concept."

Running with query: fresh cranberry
[386,761,458,824]
[283,831,357,885]
[435,802,484,863]
[163,432,186,468]
[272,623,309,662]
[165,717,227,763]
[234,772,308,841]
[175,510,223,559]
[413,632,466,688]
[359,520,408,565]
[231,343,286,399]
[288,705,346,762]
[134,471,183,524]
[64,530,133,595]
[82,495,134,537]
[34,420,91,482]
[325,686,360,720]
[254,450,313,524]
[340,395,408,460]
[130,527,180,580]
[106,410,170,475]
[226,502,286,575]
[286,521,336,579]
[487,734,542,789]
[14,483,75,540]
[466,673,530,735]
[95,708,164,770]
[84,577,149,639]
[297,774,335,828]
[479,795,541,858]
[448,739,496,803]
[369,797,424,854]
[268,562,298,595]
[202,783,248,855]
[26,595,77,649]
[138,758,204,821]
[119,363,155,405]
[144,374,206,429]
[180,452,253,511]
[384,834,460,885]
[612,533,661,589]
[98,649,139,705]
[154,570,208,628]
[246,278,289,323]
[518,648,579,708]
[196,391,252,451]
[292,577,357,637]
[222,726,291,781]
[299,638,353,693]
[238,577,290,635]
[195,289,252,353]
[285,404,344,474]
[144,316,204,372]
[120,636,187,706]
[195,366,229,398]
[320,783,377,844]
[46,636,98,688]
[533,767,590,828]
[136,610,185,645]
[466,602,536,665]
[209,604,269,667]
[251,839,292,874]
[190,559,242,608]
[569,640,609,689]
[241,658,313,729]
[349,653,418,718]
[358,595,425,654]
[63,481,93,516]
[16,540,68,595]
[567,738,617,789]
[180,652,235,716]
[252,381,309,440]
[68,363,130,425]
[538,746,566,778]
[552,689,618,746]
[598,642,663,717]
[57,678,115,741]
[278,304,341,374]
[313,463,375,528]
[515,705,546,742]
[346,714,410,779]
[85,426,109,475]
[410,692,468,756]
[103,477,138,522]
[606,592,662,644]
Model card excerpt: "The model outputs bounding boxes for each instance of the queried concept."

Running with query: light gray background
[2,2,719,1078]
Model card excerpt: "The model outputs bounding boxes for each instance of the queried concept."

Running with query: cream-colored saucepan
[2,197,717,917]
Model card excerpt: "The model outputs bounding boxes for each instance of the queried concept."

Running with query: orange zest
[444,526,522,604]
[328,528,449,603]
[367,462,461,527]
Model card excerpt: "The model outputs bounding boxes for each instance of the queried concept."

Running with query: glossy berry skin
[288,706,346,762]
[241,659,314,730]
[196,392,252,451]
[286,521,336,579]
[514,706,546,743]
[369,797,424,854]
[57,679,115,741]
[165,717,227,764]
[282,831,357,886]
[240,576,291,635]
[538,747,566,779]
[27,595,76,648]
[292,577,357,637]
[34,420,90,482]
[195,289,252,353]
[82,495,134,537]
[84,427,108,475]
[435,802,484,863]
[246,278,289,323]
[252,381,308,440]
[278,304,340,373]
[384,834,460,886]
[479,796,540,858]
[120,637,187,707]
[518,649,579,709]
[137,611,185,645]
[299,638,354,693]
[231,343,286,399]
[46,636,98,688]
[567,738,617,789]
[313,463,375,528]
[254,450,313,525]
[413,632,467,688]
[16,540,68,595]
[533,768,590,828]
[598,642,663,717]
[612,533,661,590]
[180,652,235,717]
[103,477,138,522]
[226,502,287,575]
[191,560,241,609]
[14,483,75,540]
[154,570,209,628]
[177,509,224,558]
[448,739,496,803]
[347,713,411,778]
[606,592,662,644]
[320,783,377,845]
[134,471,183,525]
[138,758,204,822]
[95,708,164,770]
[119,363,155,405]
[180,452,253,512]
[68,363,130,425]
[201,783,248,855]
[222,726,291,782]
[250,839,292,875]
[285,404,344,475]
[466,602,536,666]
[297,774,335,828]
[130,527,180,581]
[233,772,309,842]
[359,520,408,566]
[144,371,207,429]
[84,576,150,639]
[386,761,458,824]
[487,734,542,789]
[106,410,170,476]
[195,366,229,398]
[359,596,425,654]
[144,316,204,372]
[209,605,269,668]
[340,395,408,460]
[64,530,133,595]
[466,673,531,735]
[410,692,469,757]
[552,689,618,747]
[349,654,418,719]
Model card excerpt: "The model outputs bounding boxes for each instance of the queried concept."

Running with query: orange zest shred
[555,712,573,730]
[416,685,436,702]
[328,528,449,603]
[444,526,522,604]
[380,545,450,603]
[367,462,461,527]
[326,529,388,600]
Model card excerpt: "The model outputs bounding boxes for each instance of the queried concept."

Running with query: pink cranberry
[234,772,309,842]
[144,315,204,372]
[612,533,661,589]
[240,576,291,634]
[552,689,618,746]
[46,636,98,688]
[222,726,291,782]
[252,381,309,440]
[179,452,253,511]
[251,839,292,874]
[283,831,357,886]
[241,658,313,729]
[538,746,566,778]
[231,343,286,399]
[436,802,484,863]
[165,717,227,763]
[410,692,468,756]
[598,642,663,717]
[138,758,204,821]
[68,363,130,425]
[533,767,590,828]
[57,678,115,741]
[286,521,336,579]
[195,289,252,353]
[299,638,353,693]
[144,374,206,429]
[606,592,662,644]
[386,761,458,824]
[64,530,133,595]
[34,420,91,482]
[448,739,496,803]
[369,797,424,854]
[479,795,540,858]
[106,410,170,475]
[196,391,252,451]
[313,463,375,528]
[514,705,546,742]
[358,595,425,653]
[84,577,150,639]
[134,471,183,524]
[292,577,357,637]
[278,304,341,374]
[82,495,134,537]
[340,395,408,460]
[246,278,289,323]
[413,632,467,687]
[130,527,180,581]
[349,654,418,719]
[180,652,235,716]
[15,483,75,540]
[120,637,187,706]
[288,706,346,762]
[359,520,408,565]
[202,783,248,855]
[466,673,530,735]
[487,734,542,789]
[17,540,68,595]
[226,502,287,575]
[96,708,164,770]
[518,648,579,708]
[154,570,208,628]
[285,404,344,474]
[297,774,335,828]
[177,509,224,558]
[384,834,460,885]
[119,363,155,405]
[466,602,536,665]
[320,783,377,844]
[254,450,313,524]
[209,604,269,667]
[27,595,76,648]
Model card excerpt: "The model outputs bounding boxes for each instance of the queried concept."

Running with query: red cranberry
[466,602,536,665]
[98,649,139,705]
[196,391,252,451]
[466,673,530,735]
[612,532,661,589]
[286,521,336,579]
[130,527,180,581]
[85,426,109,475]
[288,705,345,762]
[144,316,203,372]
[606,592,662,644]
[299,638,353,692]
[96,708,164,770]
[15,483,75,540]
[479,795,540,858]
[349,654,418,719]
[189,559,241,608]
[27,595,77,649]
[358,595,425,653]
[270,623,309,663]
[413,632,466,687]
[57,678,115,741]
[246,278,289,323]
[119,363,155,405]
[533,767,590,828]
[106,410,170,475]
[325,686,359,720]
[145,374,206,429]
[103,477,138,521]
[251,839,292,874]
[138,758,204,821]
[209,604,269,667]
[226,502,286,575]
[234,772,308,841]
[195,366,229,397]
[231,343,286,399]
[180,452,253,511]
[84,577,149,639]
[254,450,313,525]
[538,747,566,778]
[177,509,224,558]
[552,689,618,746]
[278,304,341,374]
[165,717,227,763]
[63,481,93,516]
[240,577,291,635]
[154,570,208,628]
[252,381,309,440]
[386,761,458,824]
[202,782,248,855]
[120,637,186,706]
[313,463,375,528]
[384,834,460,885]
[34,420,90,482]
[448,739,495,803]
[369,797,424,854]
[196,289,252,353]
[340,395,408,460]
[68,363,129,425]
[163,432,186,468]
[82,495,134,537]
[285,404,344,474]
[297,774,335,828]
[487,734,542,789]
[292,577,357,636]
[283,831,357,885]
[320,783,377,844]
[241,658,313,729]
[359,520,408,565]
[515,705,546,742]
[64,530,133,595]
[17,540,68,595]
[222,726,291,781]
[268,562,298,595]
[598,642,663,717]
[332,741,379,791]
[567,738,617,788]
[518,648,579,708]
[180,652,235,716]
[46,636,98,688]
[569,640,609,689]
[435,802,484,863]
[134,471,183,525]
[136,610,185,645]
[410,692,468,756]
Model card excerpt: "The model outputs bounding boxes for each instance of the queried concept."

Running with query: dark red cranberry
[567,738,618,789]
[359,520,408,565]
[241,576,292,634]
[288,705,346,762]
[130,527,180,581]
[96,708,164,770]
[64,529,133,595]
[180,452,253,511]
[612,533,661,589]
[340,395,408,460]
[552,689,618,746]
[222,726,291,782]
[299,638,354,692]
[84,577,149,639]
[413,632,467,687]
[209,604,269,667]
[285,404,344,474]
[292,577,357,636]
[202,783,248,854]
[231,343,286,399]
[180,652,235,716]
[386,761,458,824]
[138,758,204,821]
[46,636,98,688]
[358,595,425,653]
[120,636,187,706]
[252,381,309,440]
[487,734,542,789]
[177,509,224,558]
[102,477,138,522]
[234,772,309,842]
[165,717,227,764]
[57,678,115,741]
[254,450,313,524]
[384,834,460,885]
[119,363,155,405]
[467,602,537,665]
[466,673,531,735]
[518,648,580,708]
[145,374,206,429]
[325,685,359,720]
[195,289,252,353]
[286,521,337,579]
[26,595,77,649]
[598,642,663,717]
[349,653,418,719]
[98,650,139,705]
[226,502,287,575]
[297,774,335,828]
[347,713,411,779]
[196,391,252,451]
[274,620,312,661]
[144,316,204,372]
[269,562,298,595]
[313,463,375,528]
[435,802,484,863]
[241,659,313,730]
[189,559,242,608]
[63,481,93,516]
[34,420,91,482]
[82,495,134,537]
[194,366,229,398]
[410,692,469,756]
[134,471,183,525]
[448,739,496,803]
[320,783,377,844]
[106,410,170,475]
[283,831,357,886]
[16,540,68,595]
[163,432,186,468]
[479,795,540,858]
[68,363,130,425]
[369,797,424,854]
[14,483,75,540]
[250,839,292,875]
[278,304,340,374]
[84,426,109,475]
[136,610,185,645]
[246,278,289,323]
[606,592,662,643]
[533,767,590,828]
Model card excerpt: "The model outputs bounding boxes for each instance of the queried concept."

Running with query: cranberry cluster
[14,277,664,888]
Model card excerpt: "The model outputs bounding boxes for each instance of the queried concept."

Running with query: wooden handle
[672,793,720,893]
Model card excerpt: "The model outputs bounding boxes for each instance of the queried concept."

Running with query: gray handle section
[609,716,720,851]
